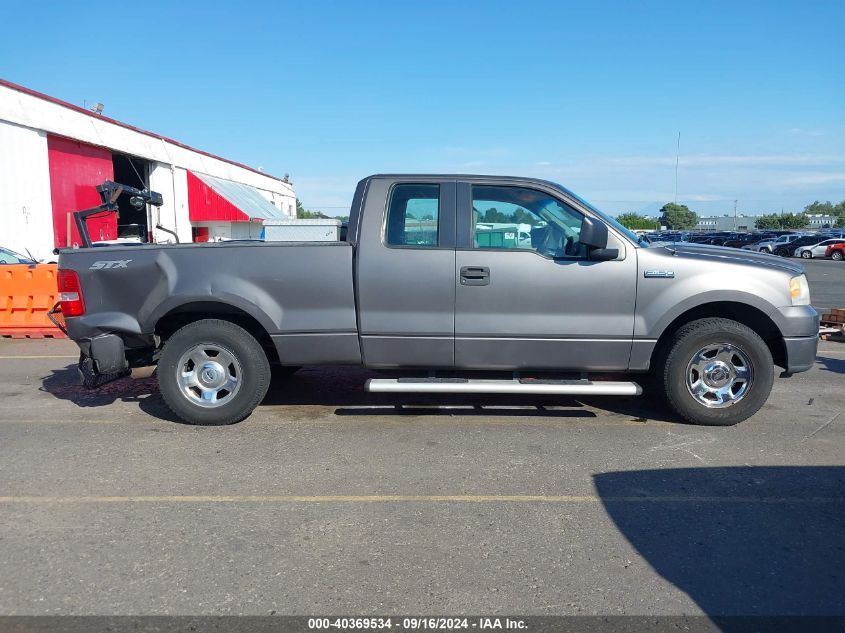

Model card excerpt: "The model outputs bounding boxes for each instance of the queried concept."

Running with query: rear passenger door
[355,178,457,368]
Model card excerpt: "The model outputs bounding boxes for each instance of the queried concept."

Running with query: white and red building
[0,79,295,261]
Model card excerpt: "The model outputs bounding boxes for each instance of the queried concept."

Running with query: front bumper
[774,305,819,337]
[782,335,818,374]
[773,305,819,375]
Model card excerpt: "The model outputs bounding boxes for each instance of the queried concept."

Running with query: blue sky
[2,0,843,216]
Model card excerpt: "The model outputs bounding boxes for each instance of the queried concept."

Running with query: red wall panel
[47,135,116,247]
[187,170,249,222]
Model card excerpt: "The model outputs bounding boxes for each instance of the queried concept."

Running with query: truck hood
[653,243,805,275]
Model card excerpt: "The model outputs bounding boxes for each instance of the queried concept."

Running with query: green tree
[754,214,782,230]
[482,207,509,223]
[659,203,698,230]
[512,208,541,226]
[755,212,809,229]
[779,213,809,229]
[832,201,845,227]
[295,198,330,219]
[616,212,659,230]
[804,200,835,215]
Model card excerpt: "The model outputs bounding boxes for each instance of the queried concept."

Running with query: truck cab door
[454,181,636,371]
[355,178,457,368]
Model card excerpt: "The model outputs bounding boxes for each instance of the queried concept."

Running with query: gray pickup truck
[56,174,819,426]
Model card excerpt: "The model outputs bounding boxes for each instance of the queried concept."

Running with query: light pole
[674,132,680,204]
[734,200,738,231]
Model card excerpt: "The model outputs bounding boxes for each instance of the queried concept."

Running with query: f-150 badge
[644,270,675,278]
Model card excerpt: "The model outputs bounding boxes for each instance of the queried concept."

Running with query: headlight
[789,274,811,306]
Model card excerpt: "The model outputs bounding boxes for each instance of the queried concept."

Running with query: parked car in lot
[687,232,732,245]
[722,233,772,249]
[751,233,804,254]
[709,233,747,246]
[0,247,36,264]
[793,238,845,259]
[641,231,689,246]
[825,243,845,261]
[772,235,829,257]
[56,174,819,427]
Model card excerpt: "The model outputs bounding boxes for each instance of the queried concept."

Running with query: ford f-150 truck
[56,175,819,426]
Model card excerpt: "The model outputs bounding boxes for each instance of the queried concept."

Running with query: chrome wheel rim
[686,343,753,408]
[176,343,242,408]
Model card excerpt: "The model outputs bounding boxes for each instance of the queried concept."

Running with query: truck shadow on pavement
[39,363,687,424]
[594,466,845,621]
[39,363,179,421]
[816,354,845,375]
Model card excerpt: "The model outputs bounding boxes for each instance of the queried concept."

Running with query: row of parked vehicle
[642,229,845,259]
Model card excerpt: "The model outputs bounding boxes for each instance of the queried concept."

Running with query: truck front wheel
[158,319,271,425]
[658,318,774,426]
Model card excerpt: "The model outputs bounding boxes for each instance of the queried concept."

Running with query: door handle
[460,266,490,286]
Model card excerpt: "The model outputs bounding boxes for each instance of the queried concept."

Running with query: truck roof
[366,173,559,185]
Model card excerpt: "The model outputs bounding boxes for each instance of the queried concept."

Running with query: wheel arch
[649,301,786,371]
[154,301,280,364]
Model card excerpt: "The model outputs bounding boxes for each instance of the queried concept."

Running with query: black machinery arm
[73,181,164,249]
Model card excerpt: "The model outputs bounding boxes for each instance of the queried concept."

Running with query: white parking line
[0,494,842,505]
[0,355,78,359]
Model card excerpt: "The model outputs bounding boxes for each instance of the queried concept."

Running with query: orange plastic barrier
[0,264,66,338]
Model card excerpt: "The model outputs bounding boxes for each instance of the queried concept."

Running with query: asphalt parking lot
[801,258,845,311]
[0,260,843,617]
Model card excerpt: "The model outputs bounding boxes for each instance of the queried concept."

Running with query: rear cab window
[385,184,440,247]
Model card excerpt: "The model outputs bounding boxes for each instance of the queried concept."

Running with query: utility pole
[734,199,738,231]
[674,132,681,204]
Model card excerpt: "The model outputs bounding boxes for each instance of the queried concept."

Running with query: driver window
[471,185,585,258]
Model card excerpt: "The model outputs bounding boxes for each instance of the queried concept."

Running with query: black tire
[657,318,774,426]
[832,251,844,261]
[158,319,270,425]
[800,250,812,259]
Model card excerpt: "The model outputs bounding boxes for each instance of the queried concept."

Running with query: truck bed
[58,241,361,365]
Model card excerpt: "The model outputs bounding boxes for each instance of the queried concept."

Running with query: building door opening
[112,153,151,242]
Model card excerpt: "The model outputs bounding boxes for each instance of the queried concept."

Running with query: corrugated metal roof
[193,172,285,220]
[0,79,291,186]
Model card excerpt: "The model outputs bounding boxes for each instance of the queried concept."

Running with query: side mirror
[580,216,609,249]
[589,247,619,261]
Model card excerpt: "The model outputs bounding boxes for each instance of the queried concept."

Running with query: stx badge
[90,260,132,270]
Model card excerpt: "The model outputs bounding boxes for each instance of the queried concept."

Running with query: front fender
[640,289,783,341]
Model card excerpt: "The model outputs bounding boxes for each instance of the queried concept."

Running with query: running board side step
[365,378,642,396]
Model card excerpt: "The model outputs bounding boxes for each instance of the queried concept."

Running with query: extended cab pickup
[57,175,819,426]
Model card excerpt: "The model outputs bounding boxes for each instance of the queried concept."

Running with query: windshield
[552,183,647,246]
[0,247,34,264]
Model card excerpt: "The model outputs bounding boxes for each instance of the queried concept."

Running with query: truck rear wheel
[158,319,270,425]
[658,318,774,426]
